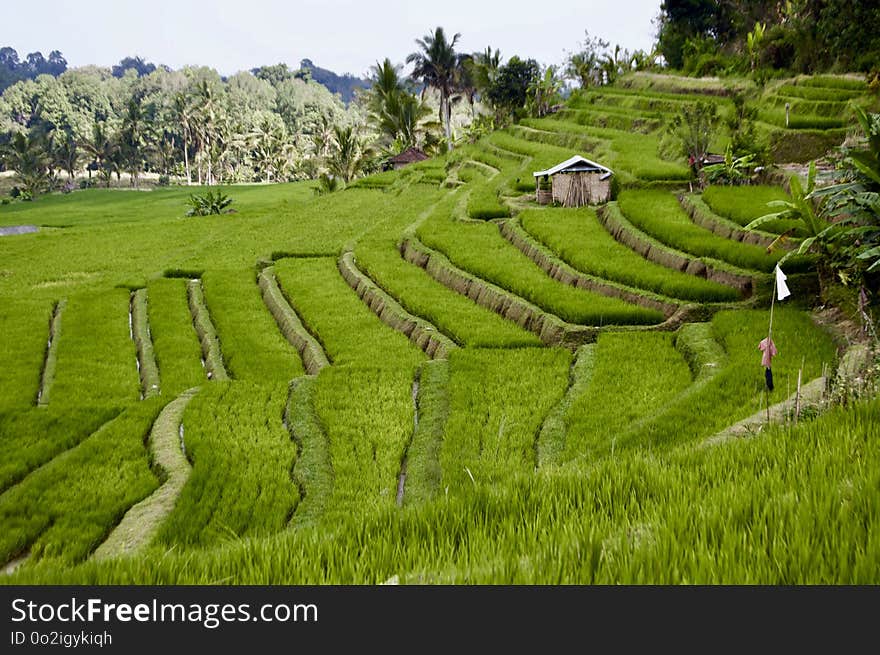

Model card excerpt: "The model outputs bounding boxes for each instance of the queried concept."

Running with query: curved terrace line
[338,251,457,359]
[258,265,331,375]
[35,299,65,407]
[91,388,199,560]
[186,279,230,382]
[499,216,685,318]
[598,203,761,297]
[131,288,160,398]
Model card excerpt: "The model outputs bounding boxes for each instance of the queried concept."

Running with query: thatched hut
[386,147,428,170]
[533,155,614,207]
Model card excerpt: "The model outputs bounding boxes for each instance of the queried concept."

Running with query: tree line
[656,0,880,78]
[0,28,580,196]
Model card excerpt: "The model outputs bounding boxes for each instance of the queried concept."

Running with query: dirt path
[91,387,198,560]
[703,376,827,446]
[704,341,874,446]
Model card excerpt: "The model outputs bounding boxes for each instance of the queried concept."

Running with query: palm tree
[328,125,369,184]
[83,122,118,188]
[51,129,80,182]
[120,96,147,187]
[2,132,51,198]
[369,58,405,113]
[193,80,221,185]
[407,27,463,148]
[172,92,193,185]
[248,112,291,182]
[368,58,432,151]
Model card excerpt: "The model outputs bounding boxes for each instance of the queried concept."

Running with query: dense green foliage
[157,382,297,547]
[418,211,663,326]
[202,270,305,381]
[702,185,802,235]
[146,278,205,395]
[0,399,163,564]
[520,208,739,302]
[441,348,571,491]
[618,189,786,272]
[0,68,876,587]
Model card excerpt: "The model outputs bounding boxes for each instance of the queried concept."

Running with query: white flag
[775,265,791,300]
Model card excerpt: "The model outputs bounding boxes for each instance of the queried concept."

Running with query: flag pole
[768,276,776,342]
[765,266,779,425]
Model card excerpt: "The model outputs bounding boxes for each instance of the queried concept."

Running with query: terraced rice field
[0,73,877,585]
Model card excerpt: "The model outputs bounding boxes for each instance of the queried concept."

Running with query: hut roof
[533,155,613,180]
[389,147,428,164]
[699,153,726,165]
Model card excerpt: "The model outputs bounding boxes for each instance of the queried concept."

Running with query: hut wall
[550,172,612,207]
[591,176,612,203]
[551,173,573,205]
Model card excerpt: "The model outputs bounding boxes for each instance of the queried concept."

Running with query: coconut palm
[120,96,147,187]
[2,131,51,198]
[82,122,118,188]
[368,58,432,151]
[327,125,369,184]
[406,27,463,147]
[172,92,194,185]
[192,80,221,185]
[51,129,79,182]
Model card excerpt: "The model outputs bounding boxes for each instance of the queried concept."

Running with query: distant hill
[300,59,370,104]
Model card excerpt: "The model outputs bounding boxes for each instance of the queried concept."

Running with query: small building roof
[389,147,428,164]
[533,155,613,180]
[699,153,726,165]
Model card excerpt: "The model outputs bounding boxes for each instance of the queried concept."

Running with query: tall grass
[618,190,785,272]
[562,332,693,463]
[0,297,54,410]
[156,381,298,548]
[13,393,877,583]
[616,308,837,453]
[418,214,663,326]
[520,208,739,302]
[202,269,304,381]
[312,366,416,520]
[146,278,205,396]
[274,257,425,369]
[0,398,163,565]
[354,196,540,348]
[0,407,119,493]
[49,288,141,407]
[440,348,571,492]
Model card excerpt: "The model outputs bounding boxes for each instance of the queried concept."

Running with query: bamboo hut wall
[550,172,611,207]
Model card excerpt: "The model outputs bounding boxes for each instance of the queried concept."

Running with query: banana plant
[745,161,838,264]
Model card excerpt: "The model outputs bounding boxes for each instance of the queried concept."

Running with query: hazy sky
[6,0,662,77]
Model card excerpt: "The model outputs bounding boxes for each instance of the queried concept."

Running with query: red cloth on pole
[758,337,777,368]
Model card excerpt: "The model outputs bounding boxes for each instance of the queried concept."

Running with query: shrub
[185,189,233,216]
